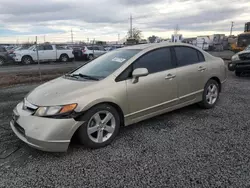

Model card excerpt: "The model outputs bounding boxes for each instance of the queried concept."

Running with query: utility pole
[130,14,133,38]
[35,36,42,82]
[118,33,120,44]
[174,24,179,35]
[44,35,46,43]
[230,21,234,36]
[71,28,74,44]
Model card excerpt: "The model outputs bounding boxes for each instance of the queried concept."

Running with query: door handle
[165,74,176,80]
[198,66,206,72]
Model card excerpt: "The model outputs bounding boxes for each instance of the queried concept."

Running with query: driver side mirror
[132,68,149,83]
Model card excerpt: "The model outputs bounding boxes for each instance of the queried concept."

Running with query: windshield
[28,45,35,50]
[69,49,140,79]
[238,34,250,47]
[245,45,250,51]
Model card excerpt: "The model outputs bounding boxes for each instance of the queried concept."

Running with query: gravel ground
[0,72,250,187]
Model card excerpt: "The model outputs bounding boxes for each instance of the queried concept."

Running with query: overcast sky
[0,0,249,43]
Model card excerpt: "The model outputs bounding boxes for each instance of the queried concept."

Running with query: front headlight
[35,103,77,117]
[231,54,239,61]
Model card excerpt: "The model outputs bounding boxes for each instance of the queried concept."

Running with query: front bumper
[228,60,250,72]
[10,102,84,152]
[13,56,22,62]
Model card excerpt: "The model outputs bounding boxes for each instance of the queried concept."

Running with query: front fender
[76,97,124,113]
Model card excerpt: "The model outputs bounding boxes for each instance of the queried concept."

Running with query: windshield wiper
[66,73,99,81]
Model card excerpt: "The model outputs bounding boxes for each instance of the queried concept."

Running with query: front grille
[14,122,25,136]
[239,53,250,61]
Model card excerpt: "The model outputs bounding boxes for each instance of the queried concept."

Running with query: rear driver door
[173,46,207,103]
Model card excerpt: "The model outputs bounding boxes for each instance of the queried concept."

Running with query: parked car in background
[73,46,106,60]
[9,46,31,58]
[10,43,227,152]
[228,45,250,76]
[13,44,74,64]
[105,45,123,52]
[5,46,15,53]
[0,46,14,65]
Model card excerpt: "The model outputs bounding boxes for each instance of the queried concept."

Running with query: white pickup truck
[13,44,74,64]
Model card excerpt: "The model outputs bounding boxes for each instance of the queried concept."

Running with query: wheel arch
[22,55,33,60]
[208,76,221,92]
[59,53,69,58]
[71,101,125,143]
[75,101,125,127]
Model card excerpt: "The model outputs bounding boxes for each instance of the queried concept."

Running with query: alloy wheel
[61,55,68,62]
[89,55,94,60]
[87,111,116,143]
[206,84,218,105]
[23,57,31,64]
[0,58,4,65]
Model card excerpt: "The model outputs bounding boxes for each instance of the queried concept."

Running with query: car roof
[122,42,199,50]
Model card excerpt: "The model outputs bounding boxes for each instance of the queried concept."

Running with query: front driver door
[126,47,178,122]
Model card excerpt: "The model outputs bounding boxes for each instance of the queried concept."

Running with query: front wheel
[88,54,94,60]
[199,80,220,109]
[22,56,33,65]
[235,71,242,77]
[77,104,120,148]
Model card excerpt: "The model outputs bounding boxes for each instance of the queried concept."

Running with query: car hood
[237,49,250,55]
[15,50,32,54]
[27,77,100,106]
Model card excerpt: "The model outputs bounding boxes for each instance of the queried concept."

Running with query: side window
[37,46,45,51]
[115,65,133,82]
[133,48,173,74]
[93,47,99,50]
[197,50,205,62]
[87,46,93,50]
[174,46,200,67]
[44,45,53,50]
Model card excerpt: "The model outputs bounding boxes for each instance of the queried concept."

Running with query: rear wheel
[235,71,242,77]
[0,57,5,65]
[199,79,219,109]
[77,104,120,148]
[60,54,69,62]
[22,56,33,65]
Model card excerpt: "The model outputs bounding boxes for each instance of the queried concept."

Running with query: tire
[0,57,5,66]
[199,79,220,109]
[22,56,33,65]
[235,71,241,77]
[60,54,69,62]
[88,54,94,60]
[77,104,120,148]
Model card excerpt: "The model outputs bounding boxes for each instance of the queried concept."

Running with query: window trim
[173,46,205,67]
[115,47,175,82]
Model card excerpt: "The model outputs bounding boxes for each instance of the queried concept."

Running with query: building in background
[171,34,183,43]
